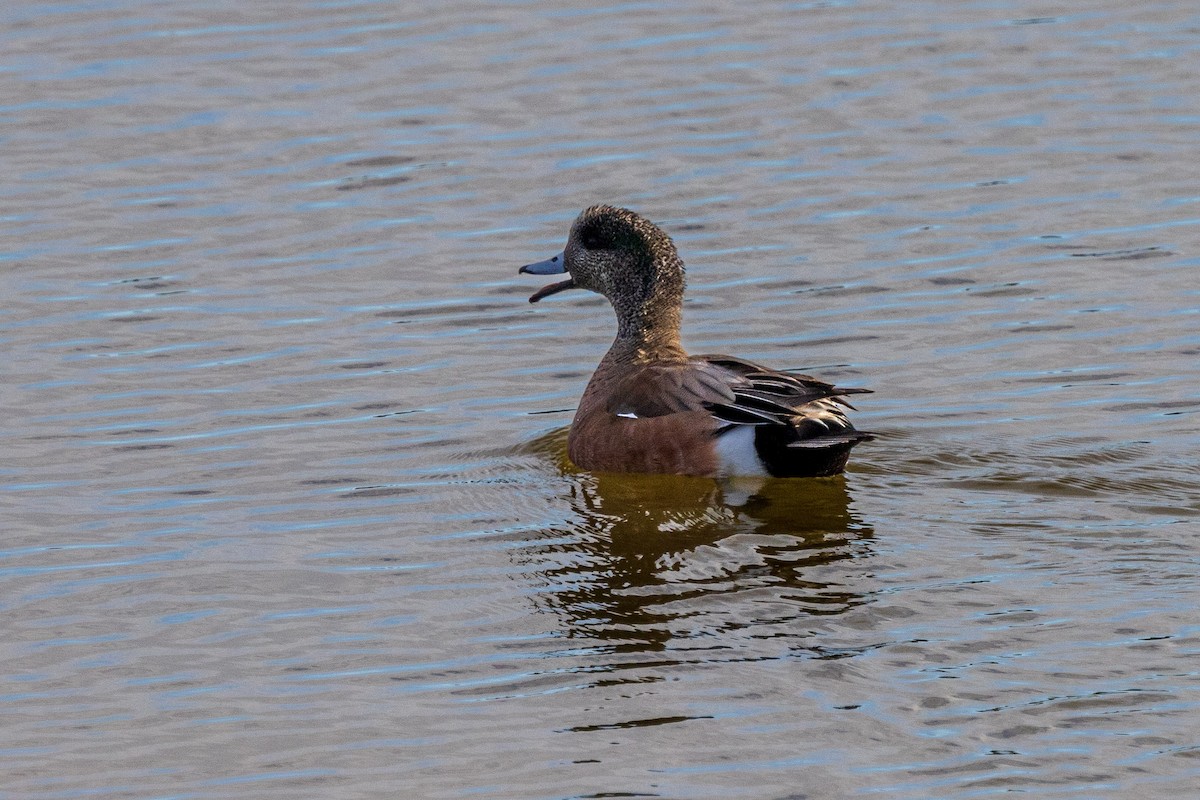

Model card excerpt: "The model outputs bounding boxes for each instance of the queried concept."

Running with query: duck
[520,204,872,478]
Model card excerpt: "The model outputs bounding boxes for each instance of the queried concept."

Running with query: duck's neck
[608,294,687,365]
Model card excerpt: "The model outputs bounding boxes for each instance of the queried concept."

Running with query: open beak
[519,252,576,303]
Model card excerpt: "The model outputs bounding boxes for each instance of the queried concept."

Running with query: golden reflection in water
[521,429,875,653]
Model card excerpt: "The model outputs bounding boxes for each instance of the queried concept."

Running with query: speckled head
[520,205,686,342]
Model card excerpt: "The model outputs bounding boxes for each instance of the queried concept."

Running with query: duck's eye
[579,226,604,250]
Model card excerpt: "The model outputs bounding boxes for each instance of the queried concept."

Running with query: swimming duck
[520,204,872,477]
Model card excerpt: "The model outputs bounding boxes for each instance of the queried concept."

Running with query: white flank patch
[714,426,768,477]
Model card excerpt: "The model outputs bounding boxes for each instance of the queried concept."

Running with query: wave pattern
[3,1,1199,798]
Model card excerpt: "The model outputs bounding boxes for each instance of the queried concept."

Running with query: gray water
[3,1,1199,798]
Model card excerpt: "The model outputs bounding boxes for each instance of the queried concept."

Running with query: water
[3,1,1198,797]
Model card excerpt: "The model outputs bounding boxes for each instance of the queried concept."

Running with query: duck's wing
[689,354,871,433]
[604,360,739,419]
[695,355,875,477]
[605,356,870,431]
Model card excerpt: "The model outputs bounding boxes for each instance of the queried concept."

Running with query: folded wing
[607,355,870,437]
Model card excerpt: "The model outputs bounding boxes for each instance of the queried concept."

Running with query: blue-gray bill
[519,251,575,303]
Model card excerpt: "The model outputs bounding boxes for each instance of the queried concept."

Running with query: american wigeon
[520,204,873,478]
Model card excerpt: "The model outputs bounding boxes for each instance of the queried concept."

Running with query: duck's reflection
[522,430,874,654]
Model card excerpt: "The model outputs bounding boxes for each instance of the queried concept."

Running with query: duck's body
[521,205,872,478]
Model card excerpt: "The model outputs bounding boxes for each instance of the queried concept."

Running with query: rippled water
[4,1,1199,797]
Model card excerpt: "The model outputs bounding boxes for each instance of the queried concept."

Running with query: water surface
[3,1,1199,798]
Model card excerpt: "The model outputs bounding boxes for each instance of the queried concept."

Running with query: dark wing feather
[694,354,875,476]
[690,354,871,431]
[606,355,871,432]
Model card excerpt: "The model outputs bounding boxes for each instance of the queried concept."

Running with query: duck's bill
[519,251,575,303]
[519,252,566,275]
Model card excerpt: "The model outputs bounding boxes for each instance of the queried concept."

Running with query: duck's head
[520,205,686,320]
